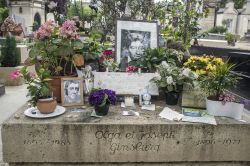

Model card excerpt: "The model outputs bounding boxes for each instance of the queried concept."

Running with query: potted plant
[225,33,236,46]
[10,66,57,114]
[88,89,117,116]
[182,55,224,108]
[151,61,198,105]
[199,61,243,120]
[28,20,83,102]
[0,35,22,86]
[129,48,184,73]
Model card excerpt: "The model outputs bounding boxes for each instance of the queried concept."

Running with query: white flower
[161,61,169,69]
[154,72,161,80]
[193,72,198,79]
[166,76,173,84]
[182,68,191,77]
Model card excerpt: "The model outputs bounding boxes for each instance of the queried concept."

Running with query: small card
[122,110,140,116]
[141,104,155,111]
[159,107,184,121]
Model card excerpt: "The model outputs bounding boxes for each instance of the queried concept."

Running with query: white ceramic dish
[24,106,66,118]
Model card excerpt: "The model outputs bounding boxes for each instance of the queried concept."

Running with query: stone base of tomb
[2,102,250,166]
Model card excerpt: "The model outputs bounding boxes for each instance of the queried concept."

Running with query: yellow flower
[200,69,206,75]
[194,65,197,69]
[196,69,200,75]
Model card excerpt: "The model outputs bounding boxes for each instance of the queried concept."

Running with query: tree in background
[67,1,97,23]
[161,0,208,48]
[93,0,166,42]
[0,0,8,24]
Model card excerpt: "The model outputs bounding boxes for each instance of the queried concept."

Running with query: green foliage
[0,35,20,67]
[151,62,198,92]
[92,0,167,42]
[219,0,245,9]
[199,61,240,100]
[0,7,8,23]
[161,0,208,48]
[129,48,184,72]
[20,67,52,107]
[225,33,236,45]
[82,31,102,60]
[67,2,97,22]
[207,26,227,34]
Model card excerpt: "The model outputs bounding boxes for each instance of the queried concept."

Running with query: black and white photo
[61,77,84,106]
[116,20,158,68]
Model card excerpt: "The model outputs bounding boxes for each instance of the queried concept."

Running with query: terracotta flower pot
[37,98,57,114]
[49,76,62,103]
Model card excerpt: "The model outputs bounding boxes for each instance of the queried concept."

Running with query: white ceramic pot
[206,98,244,120]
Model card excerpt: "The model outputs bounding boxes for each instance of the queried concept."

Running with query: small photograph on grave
[61,77,84,106]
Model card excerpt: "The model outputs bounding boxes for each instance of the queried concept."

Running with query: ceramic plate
[24,106,66,118]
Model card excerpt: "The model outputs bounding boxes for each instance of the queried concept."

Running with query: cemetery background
[0,0,250,165]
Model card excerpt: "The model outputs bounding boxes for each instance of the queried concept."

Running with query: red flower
[126,66,137,73]
[103,50,112,56]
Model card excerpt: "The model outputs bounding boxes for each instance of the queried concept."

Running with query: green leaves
[199,61,240,99]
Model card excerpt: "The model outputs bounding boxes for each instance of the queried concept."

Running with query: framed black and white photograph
[61,77,84,106]
[116,19,158,65]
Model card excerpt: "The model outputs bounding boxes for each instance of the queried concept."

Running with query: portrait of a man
[61,78,83,106]
[121,29,151,62]
[116,20,158,70]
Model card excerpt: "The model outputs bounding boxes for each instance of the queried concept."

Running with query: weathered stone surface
[7,162,250,166]
[2,102,250,165]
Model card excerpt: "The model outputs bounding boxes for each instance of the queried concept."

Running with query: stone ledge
[7,162,250,166]
[2,102,250,164]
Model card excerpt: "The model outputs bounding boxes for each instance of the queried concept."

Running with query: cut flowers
[151,61,198,92]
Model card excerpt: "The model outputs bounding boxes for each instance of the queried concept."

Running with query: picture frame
[116,19,159,65]
[61,77,84,106]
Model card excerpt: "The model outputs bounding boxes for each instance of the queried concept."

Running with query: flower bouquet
[152,61,198,105]
[88,89,117,116]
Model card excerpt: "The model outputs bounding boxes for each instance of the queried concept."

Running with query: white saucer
[24,106,66,118]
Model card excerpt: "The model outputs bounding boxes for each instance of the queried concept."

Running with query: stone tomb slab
[2,102,250,165]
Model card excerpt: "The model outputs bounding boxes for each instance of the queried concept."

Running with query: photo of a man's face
[64,80,81,104]
[121,29,151,61]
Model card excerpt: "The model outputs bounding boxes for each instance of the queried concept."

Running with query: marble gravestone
[93,72,159,95]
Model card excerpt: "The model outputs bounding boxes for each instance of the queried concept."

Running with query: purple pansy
[89,89,116,106]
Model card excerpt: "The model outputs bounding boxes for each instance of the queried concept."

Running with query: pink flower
[34,20,56,40]
[9,70,21,80]
[59,20,79,39]
[219,93,236,105]
[29,72,36,79]
[126,66,137,73]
